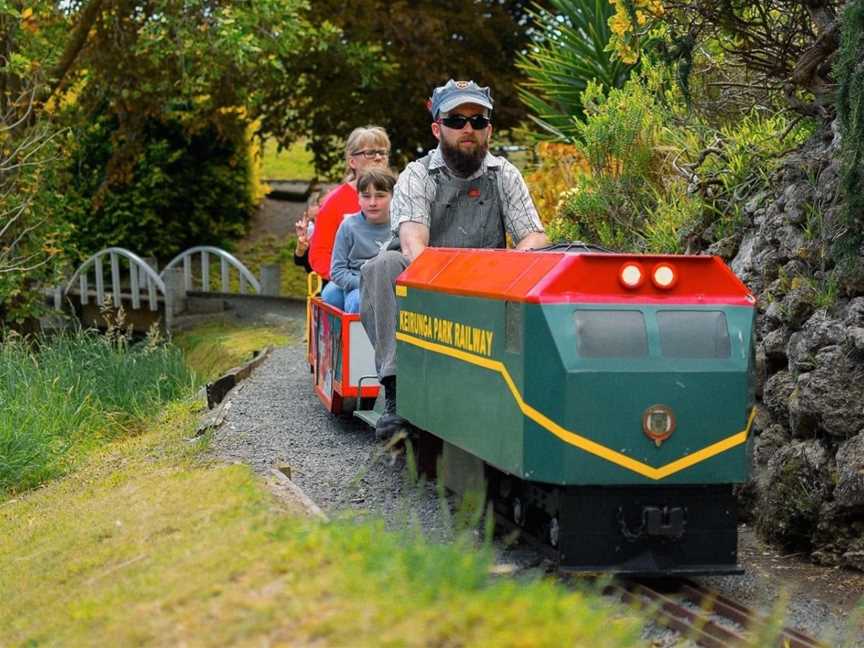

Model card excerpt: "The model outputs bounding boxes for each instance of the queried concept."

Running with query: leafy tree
[260,0,548,173]
[516,0,634,141]
[0,0,388,321]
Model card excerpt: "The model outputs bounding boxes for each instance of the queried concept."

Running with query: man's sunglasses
[351,149,390,159]
[438,114,491,130]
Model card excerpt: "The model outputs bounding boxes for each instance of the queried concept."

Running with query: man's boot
[376,376,407,440]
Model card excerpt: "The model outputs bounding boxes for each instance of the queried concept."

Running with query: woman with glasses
[308,126,391,280]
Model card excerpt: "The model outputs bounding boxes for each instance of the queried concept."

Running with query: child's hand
[295,212,310,255]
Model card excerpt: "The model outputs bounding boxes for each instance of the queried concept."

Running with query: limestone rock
[845,297,864,327]
[752,424,789,481]
[780,286,817,330]
[761,328,788,371]
[763,370,795,422]
[834,431,864,512]
[730,233,758,283]
[756,439,831,550]
[790,346,864,438]
[786,310,845,373]
[761,301,784,333]
[706,234,740,260]
[848,327,864,354]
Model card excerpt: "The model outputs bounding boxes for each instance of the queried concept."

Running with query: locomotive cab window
[573,310,647,358]
[657,311,731,358]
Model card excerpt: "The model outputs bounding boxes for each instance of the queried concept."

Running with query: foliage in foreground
[0,401,644,646]
[0,328,194,494]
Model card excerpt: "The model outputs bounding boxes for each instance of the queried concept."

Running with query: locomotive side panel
[396,289,526,477]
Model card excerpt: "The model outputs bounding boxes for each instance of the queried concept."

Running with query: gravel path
[210,336,864,646]
[211,343,454,541]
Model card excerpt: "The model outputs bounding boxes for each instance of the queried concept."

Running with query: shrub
[552,76,687,251]
[532,65,815,253]
[64,111,260,261]
[0,118,75,325]
[524,142,590,225]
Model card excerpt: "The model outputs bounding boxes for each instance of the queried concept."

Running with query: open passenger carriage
[307,273,380,414]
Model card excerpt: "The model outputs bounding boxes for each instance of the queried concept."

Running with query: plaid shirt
[390,146,544,244]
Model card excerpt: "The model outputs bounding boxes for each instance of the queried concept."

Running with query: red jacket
[309,183,359,279]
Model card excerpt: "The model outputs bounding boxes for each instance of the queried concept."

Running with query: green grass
[0,401,646,646]
[0,329,194,495]
[173,320,292,382]
[260,137,316,180]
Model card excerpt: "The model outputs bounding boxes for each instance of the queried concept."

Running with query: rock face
[722,121,864,570]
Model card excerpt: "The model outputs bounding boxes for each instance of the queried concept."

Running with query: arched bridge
[56,245,285,332]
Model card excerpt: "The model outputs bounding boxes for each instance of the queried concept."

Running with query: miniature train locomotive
[308,246,756,576]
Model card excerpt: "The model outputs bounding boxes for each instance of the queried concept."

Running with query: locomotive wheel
[512,497,526,527]
[548,515,560,548]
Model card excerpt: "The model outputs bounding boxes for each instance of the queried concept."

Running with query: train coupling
[618,505,687,541]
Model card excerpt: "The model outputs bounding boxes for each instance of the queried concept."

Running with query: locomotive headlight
[642,404,676,447]
[619,262,645,289]
[651,263,677,289]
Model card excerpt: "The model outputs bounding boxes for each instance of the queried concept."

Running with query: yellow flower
[636,10,647,25]
[610,12,631,36]
[619,46,638,64]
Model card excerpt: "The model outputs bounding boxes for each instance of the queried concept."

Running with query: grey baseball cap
[428,80,493,118]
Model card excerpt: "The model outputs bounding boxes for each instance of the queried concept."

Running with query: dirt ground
[737,524,864,612]
[697,523,864,643]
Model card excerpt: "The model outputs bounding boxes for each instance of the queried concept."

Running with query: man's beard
[440,135,488,177]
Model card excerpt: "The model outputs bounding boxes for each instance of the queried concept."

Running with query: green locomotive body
[394,247,756,574]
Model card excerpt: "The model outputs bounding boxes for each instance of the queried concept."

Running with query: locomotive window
[573,310,647,358]
[657,311,731,358]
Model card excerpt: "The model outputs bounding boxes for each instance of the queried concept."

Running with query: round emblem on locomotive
[642,404,676,447]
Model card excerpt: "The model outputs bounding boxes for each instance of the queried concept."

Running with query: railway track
[491,512,827,647]
[603,579,826,648]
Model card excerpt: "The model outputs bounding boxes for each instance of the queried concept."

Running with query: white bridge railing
[61,245,265,315]
[64,247,167,311]
[161,245,262,295]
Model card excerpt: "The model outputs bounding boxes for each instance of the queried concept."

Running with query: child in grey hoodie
[321,168,396,312]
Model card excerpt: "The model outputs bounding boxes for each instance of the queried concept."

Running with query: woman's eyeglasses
[438,114,491,130]
[351,149,390,159]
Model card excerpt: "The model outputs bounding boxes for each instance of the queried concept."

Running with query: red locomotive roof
[396,248,754,305]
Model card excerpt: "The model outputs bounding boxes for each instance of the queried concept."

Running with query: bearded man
[360,79,549,439]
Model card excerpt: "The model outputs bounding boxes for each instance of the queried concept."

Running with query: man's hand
[515,231,550,250]
[399,221,430,262]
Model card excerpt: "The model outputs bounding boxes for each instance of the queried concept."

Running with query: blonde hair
[344,126,390,181]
